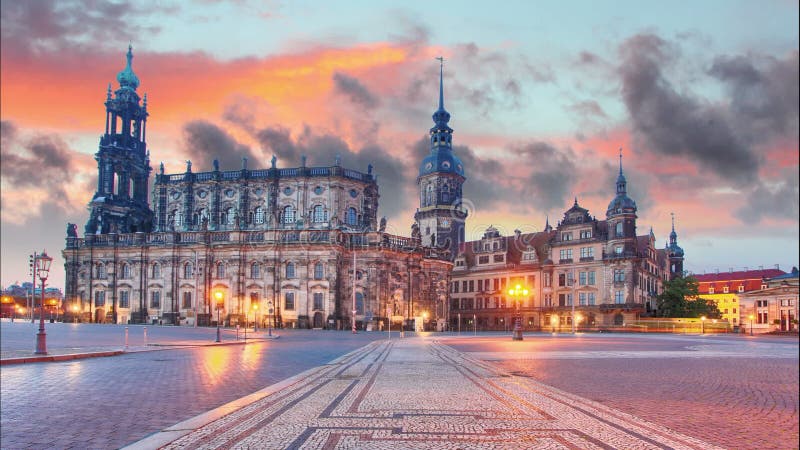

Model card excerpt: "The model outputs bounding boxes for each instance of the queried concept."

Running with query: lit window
[709,287,715,294]
[738,285,744,293]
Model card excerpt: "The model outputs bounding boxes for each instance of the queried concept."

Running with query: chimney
[775,264,780,270]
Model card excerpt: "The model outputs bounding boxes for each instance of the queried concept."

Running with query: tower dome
[117,45,140,91]
[606,149,637,216]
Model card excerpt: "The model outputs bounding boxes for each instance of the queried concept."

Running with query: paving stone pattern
[152,339,724,450]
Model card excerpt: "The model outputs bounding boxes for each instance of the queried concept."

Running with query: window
[543,273,552,287]
[615,290,624,304]
[588,292,596,305]
[95,291,105,307]
[478,256,489,264]
[313,205,327,223]
[313,292,324,310]
[580,247,594,258]
[757,312,768,324]
[150,291,161,309]
[182,291,192,309]
[355,292,365,315]
[615,246,623,255]
[284,292,295,310]
[723,286,729,293]
[250,262,260,279]
[95,263,106,279]
[559,274,566,287]
[738,285,744,293]
[314,262,324,280]
[254,206,265,224]
[478,279,483,291]
[184,262,194,279]
[151,263,161,279]
[562,232,572,241]
[580,229,592,239]
[462,281,468,292]
[522,251,537,261]
[579,271,587,286]
[216,262,225,279]
[761,284,767,290]
[119,290,130,308]
[614,269,625,282]
[346,207,358,226]
[559,249,573,260]
[469,280,474,292]
[543,294,552,307]
[615,222,624,237]
[579,292,587,305]
[709,287,715,294]
[493,254,504,263]
[286,262,295,279]
[121,263,131,279]
[172,210,182,229]
[588,271,596,286]
[282,205,295,225]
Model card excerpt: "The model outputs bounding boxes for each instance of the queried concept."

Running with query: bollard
[143,327,148,347]
[125,327,129,349]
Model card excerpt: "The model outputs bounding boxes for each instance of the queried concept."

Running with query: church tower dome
[414,57,467,260]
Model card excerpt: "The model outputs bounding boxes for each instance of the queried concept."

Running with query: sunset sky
[1,0,798,290]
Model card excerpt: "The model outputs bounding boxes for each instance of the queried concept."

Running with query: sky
[1,0,798,290]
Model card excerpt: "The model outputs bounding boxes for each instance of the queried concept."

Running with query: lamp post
[214,290,224,342]
[267,300,273,337]
[551,314,559,333]
[252,303,258,332]
[73,304,79,324]
[748,314,754,336]
[1,296,12,321]
[700,315,706,334]
[575,313,583,332]
[34,251,52,355]
[507,284,529,341]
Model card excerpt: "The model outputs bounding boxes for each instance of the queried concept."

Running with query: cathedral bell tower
[85,46,153,234]
[667,213,685,279]
[414,58,467,260]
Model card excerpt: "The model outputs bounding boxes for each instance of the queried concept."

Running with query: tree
[685,297,721,319]
[657,275,698,317]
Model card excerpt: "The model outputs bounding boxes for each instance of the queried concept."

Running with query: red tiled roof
[694,269,785,294]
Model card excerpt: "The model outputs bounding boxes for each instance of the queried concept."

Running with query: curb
[0,350,124,365]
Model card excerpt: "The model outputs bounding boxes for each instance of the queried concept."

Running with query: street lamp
[214,290,224,342]
[2,296,13,321]
[575,313,583,332]
[267,300,273,337]
[748,314,754,336]
[507,284,528,341]
[252,303,258,332]
[34,251,52,355]
[72,304,79,324]
[700,315,706,334]
[551,314,559,333]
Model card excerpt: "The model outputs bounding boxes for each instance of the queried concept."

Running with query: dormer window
[562,232,572,241]
[723,286,729,293]
[709,287,715,294]
[580,229,592,239]
[738,285,744,293]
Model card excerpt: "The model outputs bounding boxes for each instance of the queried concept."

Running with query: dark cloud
[514,142,578,212]
[618,33,760,183]
[0,121,76,200]
[568,100,607,118]
[709,52,799,140]
[256,125,298,162]
[182,120,255,171]
[0,0,167,55]
[332,72,379,109]
[735,168,800,223]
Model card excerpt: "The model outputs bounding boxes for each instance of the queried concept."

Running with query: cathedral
[63,48,457,329]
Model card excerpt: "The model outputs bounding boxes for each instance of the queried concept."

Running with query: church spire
[438,56,445,111]
[616,147,627,195]
[431,56,452,133]
[117,44,140,91]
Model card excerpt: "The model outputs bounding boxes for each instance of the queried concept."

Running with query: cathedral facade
[63,48,454,329]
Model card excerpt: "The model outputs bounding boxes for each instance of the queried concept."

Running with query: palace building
[63,47,455,329]
[448,154,685,331]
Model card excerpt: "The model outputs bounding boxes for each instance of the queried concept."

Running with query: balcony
[559,259,574,264]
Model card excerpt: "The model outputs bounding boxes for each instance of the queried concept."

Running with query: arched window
[312,205,326,223]
[170,210,181,229]
[615,222,624,237]
[121,263,131,279]
[151,263,161,279]
[355,292,365,315]
[314,262,324,280]
[251,262,260,279]
[95,263,106,279]
[283,205,295,225]
[254,206,265,224]
[346,207,358,226]
[216,262,225,279]
[286,262,296,279]
[184,262,193,279]
[441,185,450,203]
[226,207,236,226]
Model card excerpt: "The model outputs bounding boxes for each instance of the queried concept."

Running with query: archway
[95,308,106,324]
[313,311,324,329]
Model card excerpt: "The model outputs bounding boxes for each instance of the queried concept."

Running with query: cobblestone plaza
[1,323,797,449]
